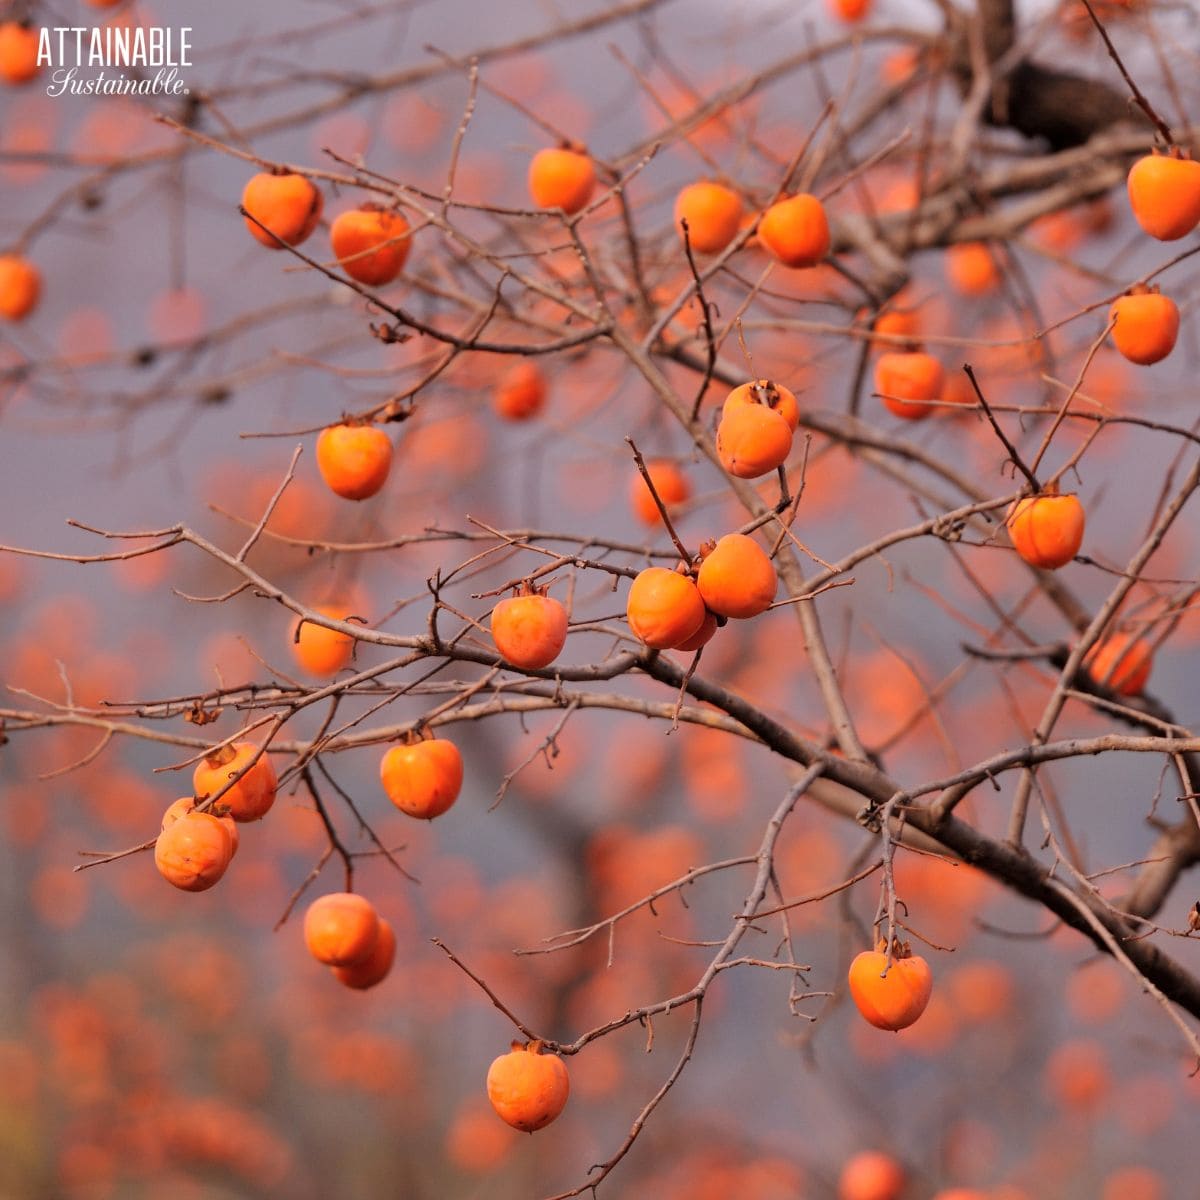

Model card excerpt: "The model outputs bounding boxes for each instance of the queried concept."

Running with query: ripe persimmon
[331,917,396,989]
[758,193,830,268]
[493,360,546,420]
[696,534,777,619]
[528,147,596,215]
[839,1151,906,1200]
[486,1041,570,1132]
[863,290,921,344]
[292,605,358,676]
[161,796,239,856]
[874,350,944,419]
[241,171,324,249]
[630,460,691,525]
[723,378,800,430]
[716,401,793,478]
[193,742,278,822]
[1109,286,1179,365]
[490,586,569,670]
[848,941,933,1031]
[1127,152,1200,241]
[829,0,871,19]
[315,423,393,500]
[0,254,40,321]
[1006,492,1085,570]
[1083,631,1153,696]
[626,567,707,650]
[303,892,380,966]
[944,241,1000,296]
[330,205,410,286]
[154,811,235,892]
[380,737,464,819]
[674,181,743,254]
[0,23,39,85]
[673,609,718,652]
[1044,1038,1110,1110]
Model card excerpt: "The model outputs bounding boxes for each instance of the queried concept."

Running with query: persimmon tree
[2,0,1200,1195]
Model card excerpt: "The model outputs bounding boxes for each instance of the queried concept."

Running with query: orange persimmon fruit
[193,742,278,822]
[874,350,944,419]
[315,423,394,500]
[723,378,800,431]
[380,737,464,819]
[630,460,691,525]
[626,567,707,650]
[490,586,569,670]
[303,892,380,966]
[716,400,793,478]
[331,917,396,989]
[0,23,39,85]
[674,181,743,254]
[673,609,718,652]
[1109,286,1179,365]
[330,206,411,286]
[1083,631,1153,696]
[161,797,239,856]
[154,811,235,892]
[486,1041,570,1132]
[864,291,921,344]
[944,241,1000,296]
[1127,152,1200,241]
[829,0,871,19]
[848,941,933,1031]
[839,1150,906,1200]
[758,193,831,268]
[0,254,40,321]
[292,605,358,676]
[528,147,596,215]
[493,361,547,421]
[1006,492,1085,570]
[242,171,324,249]
[696,534,777,619]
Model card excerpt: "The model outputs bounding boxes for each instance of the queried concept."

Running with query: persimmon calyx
[202,743,239,769]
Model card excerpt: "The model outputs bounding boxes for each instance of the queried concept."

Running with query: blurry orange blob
[72,99,155,160]
[1065,958,1125,1024]
[382,91,447,156]
[310,111,372,161]
[1044,1038,1110,1111]
[403,411,488,485]
[147,287,207,343]
[944,242,1001,296]
[600,720,670,809]
[946,960,1014,1023]
[587,822,704,911]
[0,96,57,185]
[568,1037,624,1099]
[1101,1166,1165,1200]
[882,46,920,84]
[3,783,49,846]
[680,724,747,823]
[57,308,116,361]
[87,767,160,833]
[445,1100,519,1172]
[32,863,89,929]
